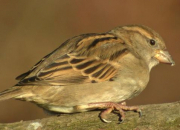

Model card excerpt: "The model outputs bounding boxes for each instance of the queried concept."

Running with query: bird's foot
[88,102,142,123]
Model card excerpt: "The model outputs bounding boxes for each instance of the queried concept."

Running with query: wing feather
[17,33,129,86]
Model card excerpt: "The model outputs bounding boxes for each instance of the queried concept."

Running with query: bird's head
[110,25,175,70]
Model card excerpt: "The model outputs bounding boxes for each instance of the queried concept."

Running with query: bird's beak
[154,50,175,66]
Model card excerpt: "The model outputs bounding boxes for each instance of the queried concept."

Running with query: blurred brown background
[0,0,179,123]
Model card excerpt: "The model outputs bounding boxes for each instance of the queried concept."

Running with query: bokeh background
[0,0,179,123]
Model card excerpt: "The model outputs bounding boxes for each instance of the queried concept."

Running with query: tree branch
[0,101,180,130]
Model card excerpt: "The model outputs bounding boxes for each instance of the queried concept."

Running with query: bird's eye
[150,39,156,46]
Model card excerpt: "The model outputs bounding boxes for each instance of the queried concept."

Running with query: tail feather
[0,86,23,101]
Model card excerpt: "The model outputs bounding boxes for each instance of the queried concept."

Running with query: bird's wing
[16,33,129,86]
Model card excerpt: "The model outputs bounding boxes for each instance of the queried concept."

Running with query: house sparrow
[0,25,175,123]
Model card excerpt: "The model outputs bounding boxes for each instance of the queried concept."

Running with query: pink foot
[88,102,142,123]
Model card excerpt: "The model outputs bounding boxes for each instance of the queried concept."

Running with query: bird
[0,25,175,123]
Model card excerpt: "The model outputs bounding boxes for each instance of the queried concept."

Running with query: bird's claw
[137,109,142,117]
[88,102,142,123]
[101,118,112,123]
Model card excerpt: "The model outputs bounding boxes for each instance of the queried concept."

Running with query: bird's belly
[29,76,148,113]
[45,84,142,114]
[39,83,144,113]
[47,105,80,113]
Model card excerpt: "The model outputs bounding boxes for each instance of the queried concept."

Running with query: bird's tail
[0,86,24,101]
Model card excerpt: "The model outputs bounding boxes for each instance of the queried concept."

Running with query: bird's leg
[86,102,142,123]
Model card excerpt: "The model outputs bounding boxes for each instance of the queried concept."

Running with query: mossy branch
[0,101,180,130]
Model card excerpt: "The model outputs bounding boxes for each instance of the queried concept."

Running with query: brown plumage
[0,25,175,123]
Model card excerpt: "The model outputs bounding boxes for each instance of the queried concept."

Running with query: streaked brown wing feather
[17,33,129,86]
